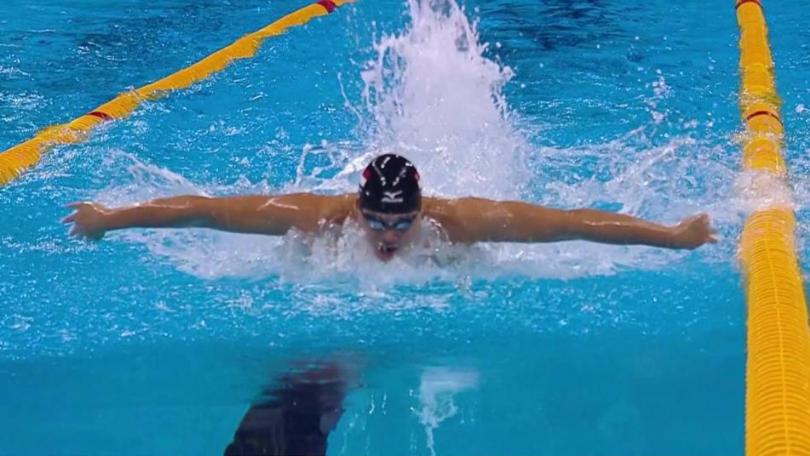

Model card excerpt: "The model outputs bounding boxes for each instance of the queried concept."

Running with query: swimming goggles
[361,211,417,232]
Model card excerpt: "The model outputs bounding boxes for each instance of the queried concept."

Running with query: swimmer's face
[358,206,421,262]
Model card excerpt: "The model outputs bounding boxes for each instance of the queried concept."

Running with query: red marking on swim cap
[361,166,372,187]
[317,0,337,13]
[414,171,420,181]
[88,111,113,121]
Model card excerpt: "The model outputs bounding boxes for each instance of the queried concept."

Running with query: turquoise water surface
[2,0,810,454]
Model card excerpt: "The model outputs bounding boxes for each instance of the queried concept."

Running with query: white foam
[733,171,794,212]
[357,0,528,199]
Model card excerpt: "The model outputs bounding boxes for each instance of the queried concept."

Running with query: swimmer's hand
[62,202,109,240]
[669,214,717,249]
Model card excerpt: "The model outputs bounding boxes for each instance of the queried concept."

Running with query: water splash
[357,0,529,199]
[644,70,671,126]
[413,366,479,456]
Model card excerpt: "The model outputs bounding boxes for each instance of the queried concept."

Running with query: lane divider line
[745,110,782,125]
[0,0,351,185]
[736,1,810,455]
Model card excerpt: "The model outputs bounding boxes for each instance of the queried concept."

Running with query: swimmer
[63,154,716,261]
[224,362,348,456]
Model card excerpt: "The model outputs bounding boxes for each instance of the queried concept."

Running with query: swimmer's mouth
[378,244,398,255]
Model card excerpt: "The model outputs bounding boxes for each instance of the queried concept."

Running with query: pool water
[2,0,810,454]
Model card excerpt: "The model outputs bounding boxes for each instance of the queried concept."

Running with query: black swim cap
[359,154,421,213]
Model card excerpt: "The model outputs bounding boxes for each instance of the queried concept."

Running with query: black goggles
[361,211,417,232]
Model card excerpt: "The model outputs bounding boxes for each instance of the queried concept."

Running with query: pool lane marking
[87,111,113,122]
[736,0,762,10]
[317,0,337,13]
[745,110,782,125]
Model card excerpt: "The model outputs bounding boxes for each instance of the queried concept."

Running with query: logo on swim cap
[381,190,404,203]
[359,154,421,213]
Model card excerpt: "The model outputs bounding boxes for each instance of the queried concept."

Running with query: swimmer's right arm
[63,194,347,239]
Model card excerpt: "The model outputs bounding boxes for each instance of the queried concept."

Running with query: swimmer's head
[359,154,421,214]
[358,154,422,261]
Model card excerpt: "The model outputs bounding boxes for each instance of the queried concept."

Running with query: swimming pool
[2,0,810,454]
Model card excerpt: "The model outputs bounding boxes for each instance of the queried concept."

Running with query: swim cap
[359,154,421,213]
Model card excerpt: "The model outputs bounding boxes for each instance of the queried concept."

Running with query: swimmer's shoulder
[315,192,356,225]
[254,192,355,228]
[422,196,486,243]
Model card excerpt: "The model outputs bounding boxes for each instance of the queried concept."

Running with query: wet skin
[353,202,421,262]
[62,193,717,260]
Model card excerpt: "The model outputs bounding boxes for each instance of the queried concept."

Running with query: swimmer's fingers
[700,214,719,244]
[62,201,106,239]
[66,201,107,210]
[66,201,89,209]
[61,203,81,226]
[63,211,82,237]
[66,220,104,240]
[708,226,719,244]
[61,202,88,225]
[61,212,76,224]
[697,213,718,245]
[675,213,717,249]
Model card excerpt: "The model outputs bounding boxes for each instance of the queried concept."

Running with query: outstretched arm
[62,193,349,240]
[429,197,716,249]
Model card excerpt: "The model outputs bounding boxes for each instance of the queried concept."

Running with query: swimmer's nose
[381,230,401,244]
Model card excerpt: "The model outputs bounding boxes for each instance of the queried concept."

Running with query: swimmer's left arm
[62,193,352,239]
[437,198,716,249]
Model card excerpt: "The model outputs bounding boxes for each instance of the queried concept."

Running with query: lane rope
[0,0,351,185]
[736,1,810,455]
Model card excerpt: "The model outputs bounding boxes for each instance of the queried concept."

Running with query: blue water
[2,0,810,454]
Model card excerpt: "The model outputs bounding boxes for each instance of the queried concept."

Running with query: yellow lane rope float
[0,0,351,185]
[736,0,810,454]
